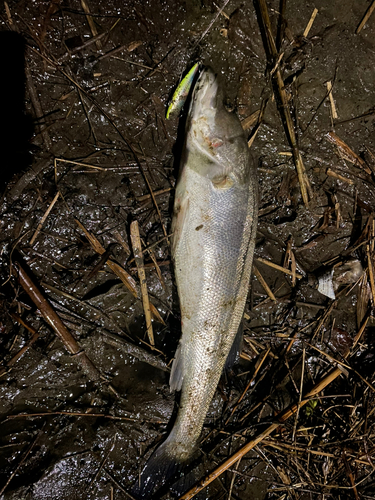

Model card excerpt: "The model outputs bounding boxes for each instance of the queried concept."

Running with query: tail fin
[131,439,182,499]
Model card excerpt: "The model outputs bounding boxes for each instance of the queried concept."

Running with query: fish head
[185,67,250,187]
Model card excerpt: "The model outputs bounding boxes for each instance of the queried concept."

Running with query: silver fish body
[135,67,258,496]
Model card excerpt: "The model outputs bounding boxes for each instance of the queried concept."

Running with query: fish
[166,62,200,119]
[134,66,258,497]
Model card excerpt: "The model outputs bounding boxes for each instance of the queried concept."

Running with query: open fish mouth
[189,67,219,120]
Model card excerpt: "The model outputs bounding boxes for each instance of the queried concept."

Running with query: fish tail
[131,438,183,499]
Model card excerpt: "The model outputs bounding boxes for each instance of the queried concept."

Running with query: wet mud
[1,1,375,499]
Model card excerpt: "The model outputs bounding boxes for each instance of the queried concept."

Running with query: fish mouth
[190,67,219,120]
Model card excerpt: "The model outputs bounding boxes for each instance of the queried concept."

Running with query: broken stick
[130,221,154,346]
[13,258,107,387]
[255,0,313,206]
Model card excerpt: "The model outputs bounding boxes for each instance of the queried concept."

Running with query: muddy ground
[1,0,375,499]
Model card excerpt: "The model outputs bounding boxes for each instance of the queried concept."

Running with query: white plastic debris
[317,268,336,299]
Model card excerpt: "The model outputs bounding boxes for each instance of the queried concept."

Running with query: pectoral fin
[171,195,189,256]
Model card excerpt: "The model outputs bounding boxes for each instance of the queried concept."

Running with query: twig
[25,62,52,149]
[74,219,136,295]
[367,245,375,306]
[26,44,143,169]
[0,425,45,496]
[179,312,371,499]
[253,265,276,301]
[292,347,305,442]
[246,100,268,148]
[255,257,303,279]
[326,168,354,184]
[55,157,107,172]
[7,411,135,422]
[178,365,355,499]
[103,469,137,500]
[276,0,286,51]
[112,56,159,72]
[254,0,313,206]
[137,45,175,82]
[356,0,375,34]
[305,340,375,393]
[282,235,297,288]
[269,51,284,76]
[143,242,167,291]
[137,156,168,238]
[247,124,261,148]
[130,221,154,346]
[326,81,338,120]
[290,249,297,287]
[29,191,60,245]
[325,132,371,174]
[0,315,39,377]
[303,8,318,38]
[112,230,131,255]
[98,41,143,61]
[4,2,12,25]
[227,458,241,500]
[241,110,261,131]
[85,245,114,281]
[13,258,106,385]
[262,439,373,466]
[192,0,230,49]
[74,220,164,325]
[68,32,107,55]
[40,0,60,45]
[40,281,135,343]
[213,1,230,19]
[137,187,173,202]
[101,331,169,372]
[4,2,52,150]
[342,450,360,500]
[89,435,117,490]
[225,348,270,424]
[129,260,170,273]
[80,0,102,49]
[311,301,336,341]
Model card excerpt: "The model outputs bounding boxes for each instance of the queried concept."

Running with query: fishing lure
[166,62,200,119]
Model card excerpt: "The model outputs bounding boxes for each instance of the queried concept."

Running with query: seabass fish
[135,67,258,496]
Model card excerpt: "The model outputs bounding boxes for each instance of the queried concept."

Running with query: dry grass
[1,1,375,499]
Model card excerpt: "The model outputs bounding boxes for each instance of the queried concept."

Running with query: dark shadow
[0,31,33,194]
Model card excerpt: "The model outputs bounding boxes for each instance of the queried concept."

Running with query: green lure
[166,62,200,119]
